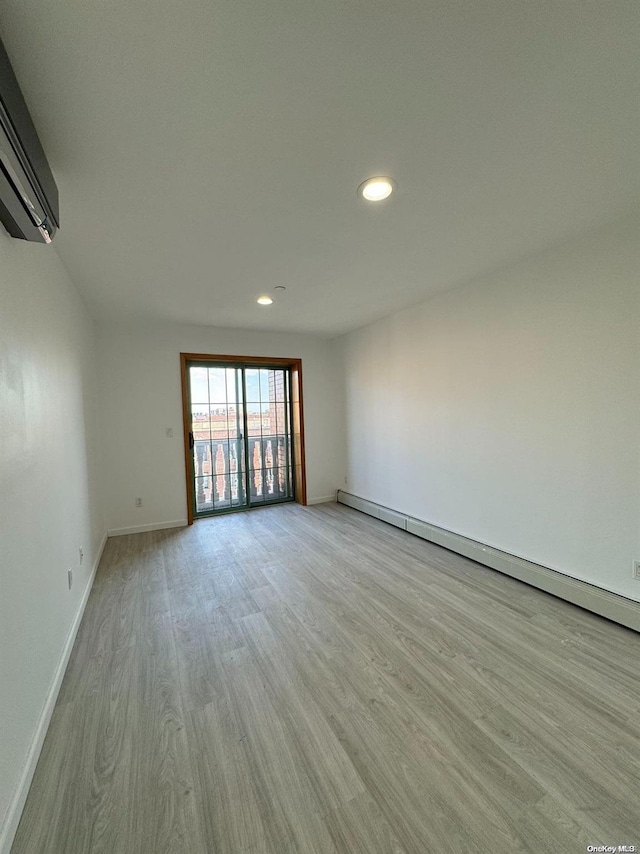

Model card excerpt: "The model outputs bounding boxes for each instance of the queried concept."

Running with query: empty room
[1,1,639,852]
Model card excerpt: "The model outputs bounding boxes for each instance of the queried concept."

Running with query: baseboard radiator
[336,490,640,633]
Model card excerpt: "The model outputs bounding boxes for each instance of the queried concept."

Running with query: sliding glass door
[186,361,294,517]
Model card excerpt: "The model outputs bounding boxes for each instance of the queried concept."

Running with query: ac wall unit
[0,35,59,243]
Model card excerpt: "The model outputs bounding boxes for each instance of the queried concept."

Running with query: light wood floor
[11,503,640,853]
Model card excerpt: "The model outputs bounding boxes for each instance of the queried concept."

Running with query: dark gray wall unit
[0,35,59,243]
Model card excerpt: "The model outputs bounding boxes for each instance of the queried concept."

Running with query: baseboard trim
[107,519,188,537]
[336,491,640,633]
[0,529,108,854]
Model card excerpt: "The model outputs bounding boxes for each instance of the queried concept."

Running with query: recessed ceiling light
[257,296,273,305]
[358,176,396,202]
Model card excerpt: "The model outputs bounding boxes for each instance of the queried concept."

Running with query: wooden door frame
[180,353,307,525]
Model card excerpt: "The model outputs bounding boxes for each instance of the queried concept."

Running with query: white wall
[97,321,345,534]
[341,215,640,602]
[0,231,104,849]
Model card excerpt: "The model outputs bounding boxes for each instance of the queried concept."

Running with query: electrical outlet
[165,427,174,438]
[67,568,73,589]
[79,547,84,565]
[135,497,143,507]
[633,561,640,580]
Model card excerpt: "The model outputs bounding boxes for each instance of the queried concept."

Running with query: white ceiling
[1,1,638,336]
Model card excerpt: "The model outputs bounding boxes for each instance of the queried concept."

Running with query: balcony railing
[193,434,292,512]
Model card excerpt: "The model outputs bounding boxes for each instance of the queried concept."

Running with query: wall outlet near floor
[79,547,84,565]
[633,561,640,580]
[135,497,143,507]
[165,427,174,438]
[67,568,73,589]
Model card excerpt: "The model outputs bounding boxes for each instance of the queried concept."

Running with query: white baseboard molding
[336,491,640,633]
[307,494,337,506]
[107,519,188,537]
[0,530,108,854]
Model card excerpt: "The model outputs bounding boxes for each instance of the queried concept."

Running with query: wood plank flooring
[11,503,640,853]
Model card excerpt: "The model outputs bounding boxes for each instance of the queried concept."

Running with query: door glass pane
[245,369,260,402]
[207,367,227,403]
[246,402,263,438]
[189,367,209,404]
[259,369,272,400]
